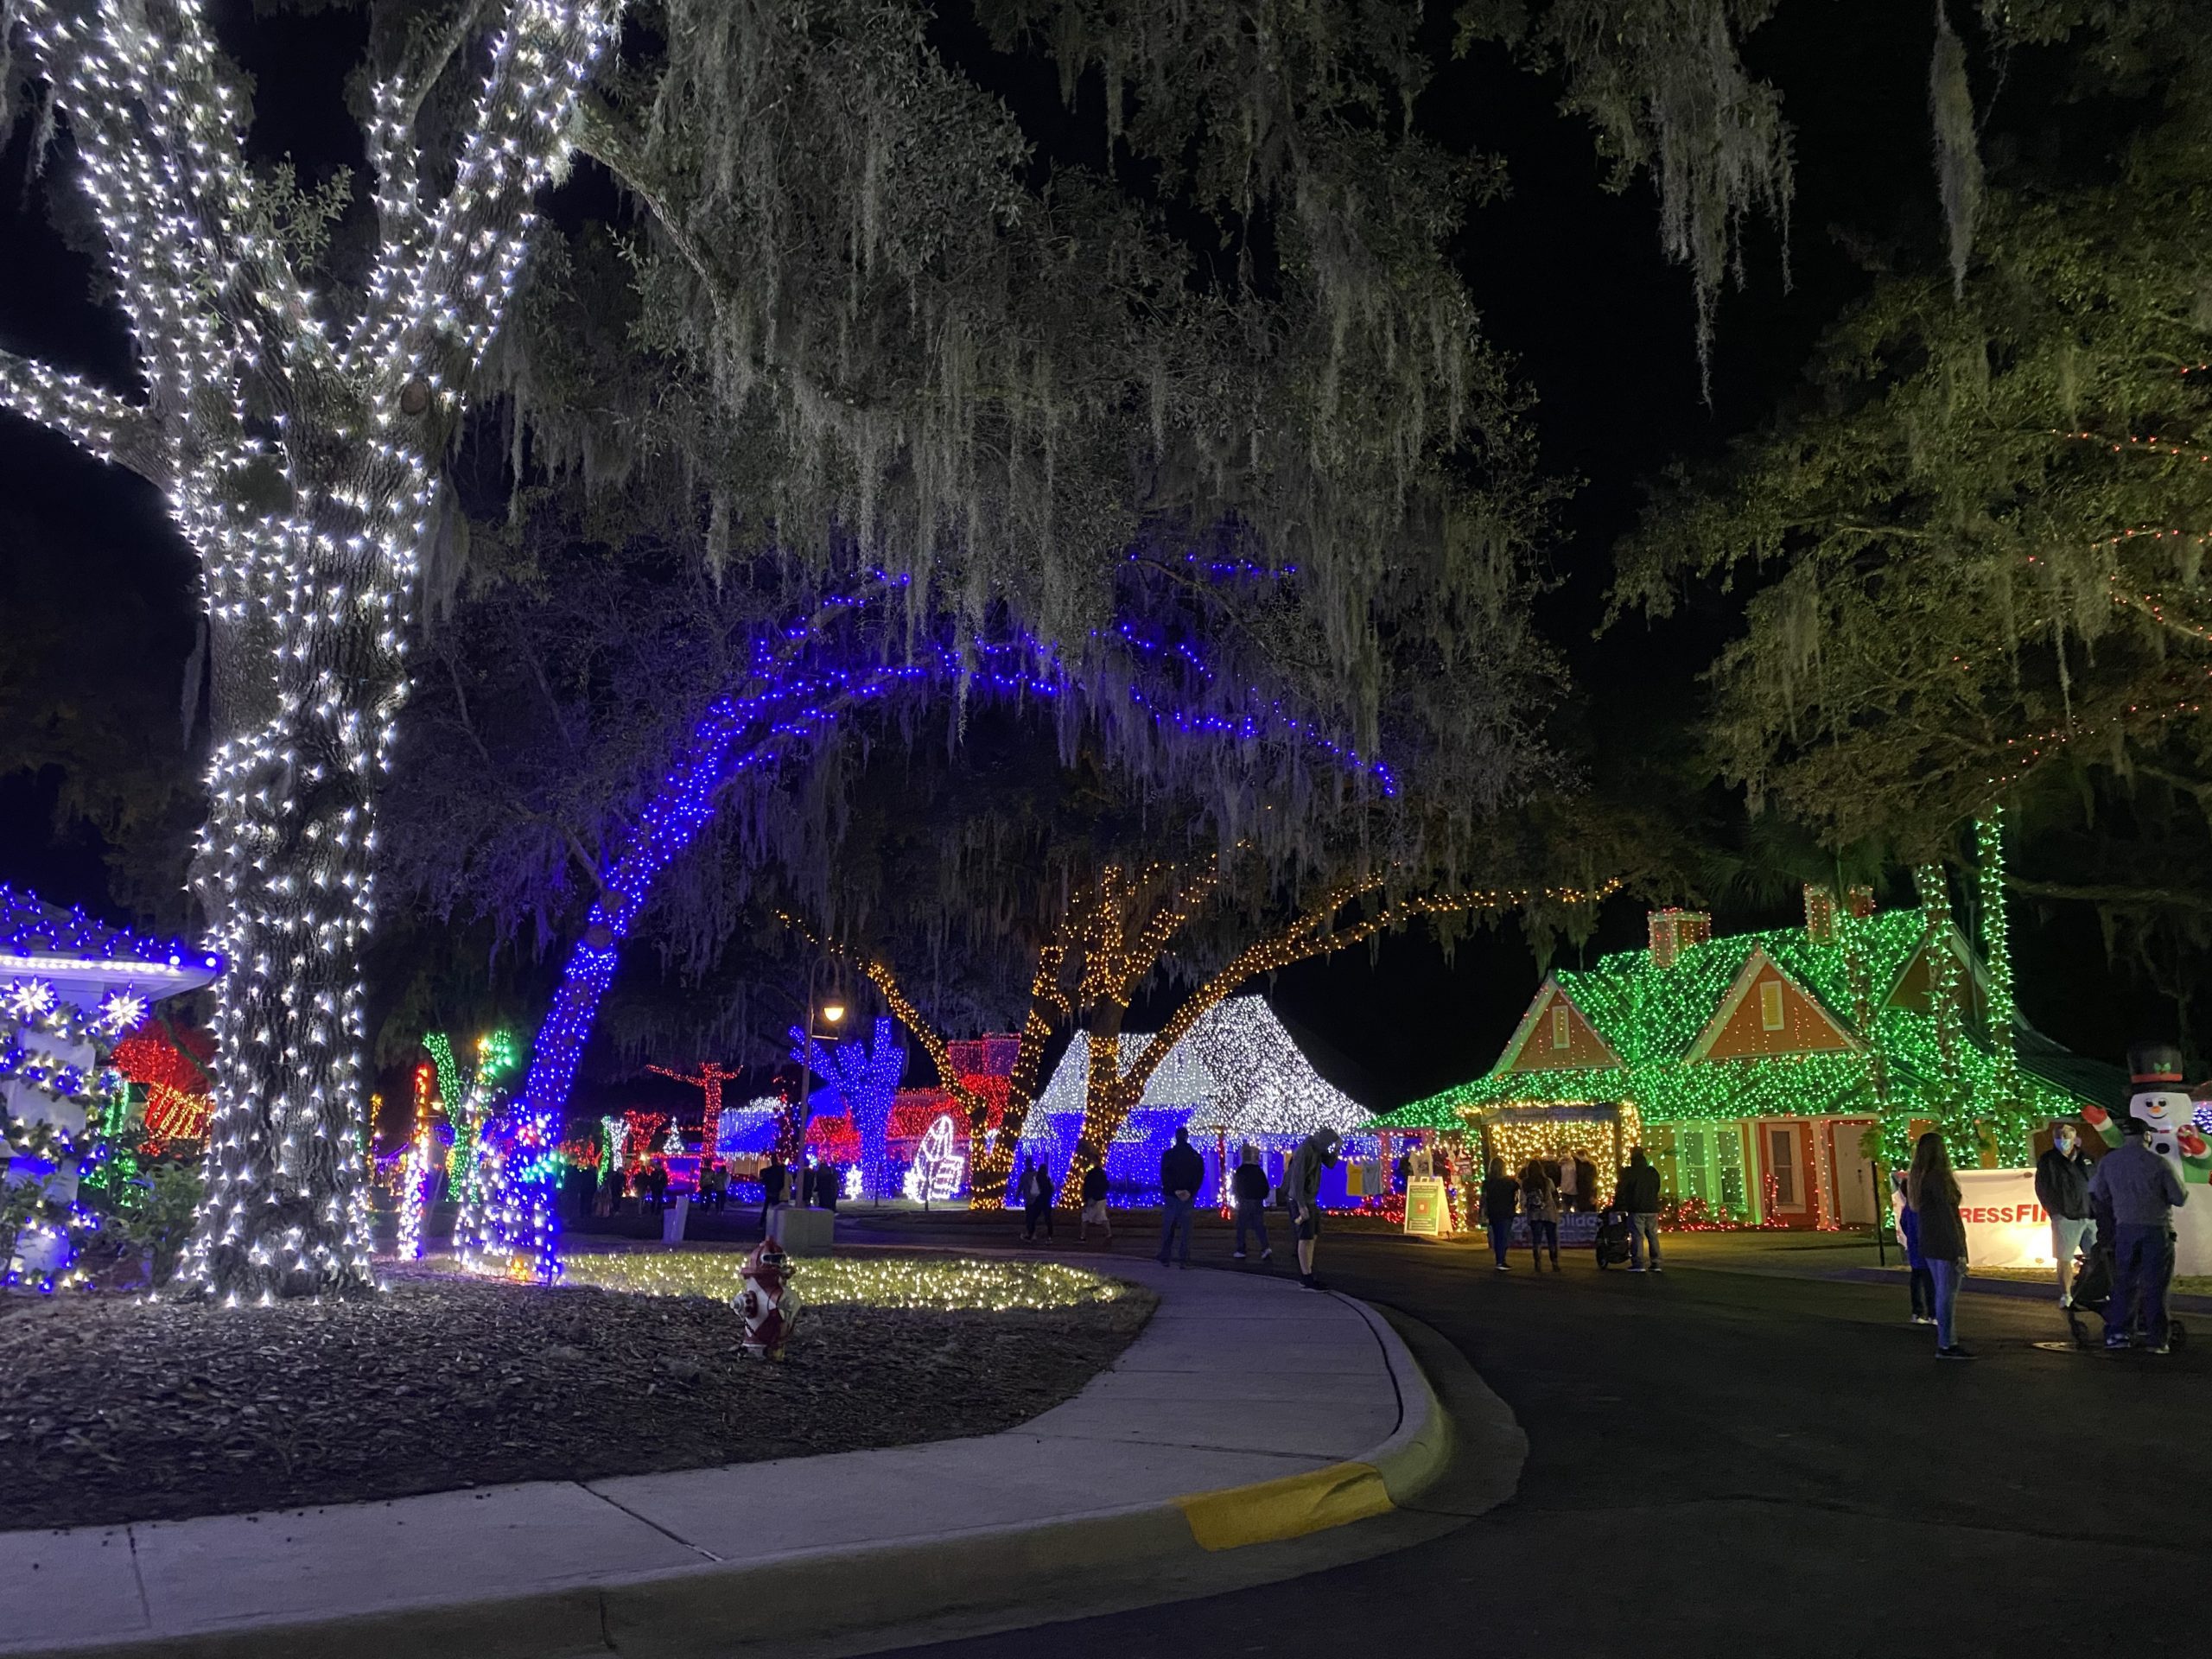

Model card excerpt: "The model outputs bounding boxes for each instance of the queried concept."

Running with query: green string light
[1374,904,2086,1214]
[1976,811,2029,1163]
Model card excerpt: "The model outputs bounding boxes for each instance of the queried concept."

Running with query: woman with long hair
[1906,1131,1973,1359]
[1521,1158,1562,1272]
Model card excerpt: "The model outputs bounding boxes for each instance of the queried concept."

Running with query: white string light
[0,1,623,1298]
[1033,995,1368,1141]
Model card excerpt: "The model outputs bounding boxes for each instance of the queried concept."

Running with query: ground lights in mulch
[562,1250,1126,1313]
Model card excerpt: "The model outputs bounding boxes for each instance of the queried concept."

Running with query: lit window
[1759,980,1785,1032]
[1551,1005,1570,1049]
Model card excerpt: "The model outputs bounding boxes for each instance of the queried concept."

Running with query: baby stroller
[1593,1207,1636,1270]
[2065,1230,2189,1352]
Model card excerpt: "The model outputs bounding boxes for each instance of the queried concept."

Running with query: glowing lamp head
[821,1002,847,1026]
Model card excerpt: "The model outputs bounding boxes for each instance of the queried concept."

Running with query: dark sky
[0,1,2151,1114]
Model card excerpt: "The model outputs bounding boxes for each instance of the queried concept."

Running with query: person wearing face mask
[2035,1120,2097,1308]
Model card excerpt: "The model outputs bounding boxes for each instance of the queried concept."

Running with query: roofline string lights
[1381,897,2079,1212]
[1,889,219,1287]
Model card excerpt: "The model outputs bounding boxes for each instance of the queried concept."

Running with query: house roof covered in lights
[0,884,222,1019]
[1033,995,1371,1138]
[1371,896,2120,1133]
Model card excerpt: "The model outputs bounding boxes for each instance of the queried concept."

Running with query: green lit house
[1376,887,2120,1229]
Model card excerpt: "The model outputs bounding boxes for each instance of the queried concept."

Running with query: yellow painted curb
[1173,1459,1395,1551]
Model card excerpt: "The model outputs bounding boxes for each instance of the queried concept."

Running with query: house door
[1831,1122,1879,1225]
[1764,1122,1808,1217]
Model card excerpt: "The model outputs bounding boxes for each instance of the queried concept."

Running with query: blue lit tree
[791,1018,906,1204]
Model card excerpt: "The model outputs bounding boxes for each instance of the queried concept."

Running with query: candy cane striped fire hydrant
[733,1241,800,1360]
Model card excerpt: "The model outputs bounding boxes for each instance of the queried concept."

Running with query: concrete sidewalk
[0,1261,1482,1659]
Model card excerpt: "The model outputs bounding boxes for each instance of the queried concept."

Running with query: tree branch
[2004,876,2212,913]
[770,912,990,1124]
[0,347,168,486]
[355,0,622,381]
[573,92,729,314]
[361,0,503,266]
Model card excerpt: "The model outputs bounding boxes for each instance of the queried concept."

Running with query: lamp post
[792,985,845,1218]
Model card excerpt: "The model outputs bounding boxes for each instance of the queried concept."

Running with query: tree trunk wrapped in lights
[0,0,621,1298]
[1974,810,2029,1163]
[1058,868,1626,1193]
[1912,861,1977,1160]
[963,929,1072,1211]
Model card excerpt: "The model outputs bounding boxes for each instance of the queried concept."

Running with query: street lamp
[787,987,851,1231]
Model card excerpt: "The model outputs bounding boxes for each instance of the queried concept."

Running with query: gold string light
[560,1249,1125,1313]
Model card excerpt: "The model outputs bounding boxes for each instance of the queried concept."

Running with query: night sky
[0,1,2157,1116]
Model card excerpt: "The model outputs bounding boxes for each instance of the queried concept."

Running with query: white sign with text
[1953,1166,2212,1274]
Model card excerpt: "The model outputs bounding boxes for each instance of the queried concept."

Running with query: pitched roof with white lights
[1033,995,1370,1137]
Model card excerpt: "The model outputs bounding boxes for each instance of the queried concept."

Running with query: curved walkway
[0,1261,1478,1659]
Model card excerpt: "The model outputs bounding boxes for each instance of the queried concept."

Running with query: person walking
[1284,1126,1343,1290]
[1079,1160,1112,1246]
[1891,1169,1936,1326]
[760,1156,786,1233]
[1907,1132,1973,1359]
[1521,1159,1560,1271]
[1556,1151,1580,1215]
[1231,1146,1273,1263]
[1613,1147,1664,1272]
[2035,1121,2097,1307]
[1020,1157,1057,1241]
[645,1160,670,1211]
[1481,1156,1520,1271]
[2088,1113,2188,1352]
[1157,1126,1206,1267]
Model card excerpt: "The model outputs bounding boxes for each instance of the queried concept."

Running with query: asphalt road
[883,1227,2208,1659]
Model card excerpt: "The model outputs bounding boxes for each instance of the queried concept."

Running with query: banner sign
[1954,1166,2212,1274]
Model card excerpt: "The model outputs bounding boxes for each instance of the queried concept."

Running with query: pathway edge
[4,1287,1500,1659]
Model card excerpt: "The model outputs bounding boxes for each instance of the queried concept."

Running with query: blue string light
[500,579,1398,1281]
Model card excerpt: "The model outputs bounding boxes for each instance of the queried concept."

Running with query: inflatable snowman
[2084,1042,2212,1183]
[733,1240,800,1360]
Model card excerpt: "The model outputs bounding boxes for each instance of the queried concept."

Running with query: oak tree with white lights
[1,0,1813,1294]
[0,0,620,1298]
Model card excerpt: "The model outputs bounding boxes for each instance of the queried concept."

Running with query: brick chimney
[1804,884,1838,944]
[1649,907,1712,968]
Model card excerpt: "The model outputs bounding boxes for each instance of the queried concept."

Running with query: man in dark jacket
[760,1157,786,1234]
[2089,1115,2188,1352]
[1230,1148,1273,1263]
[1157,1126,1208,1267]
[1078,1160,1112,1246]
[2035,1121,2095,1306]
[1613,1147,1664,1272]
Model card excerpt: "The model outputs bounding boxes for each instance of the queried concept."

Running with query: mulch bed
[0,1263,1153,1532]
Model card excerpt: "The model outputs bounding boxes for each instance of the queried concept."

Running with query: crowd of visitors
[582,1103,2192,1358]
[1004,1126,1342,1289]
[1881,1111,2190,1359]
[1477,1148,1662,1274]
